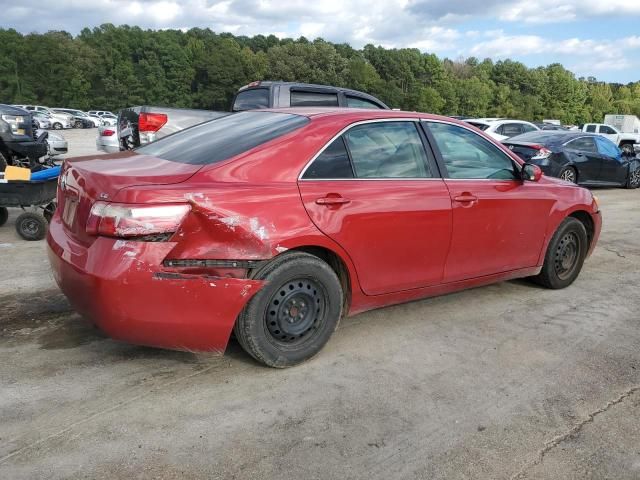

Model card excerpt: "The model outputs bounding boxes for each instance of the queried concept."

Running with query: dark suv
[232,81,389,111]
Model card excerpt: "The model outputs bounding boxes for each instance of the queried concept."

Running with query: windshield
[136,111,309,165]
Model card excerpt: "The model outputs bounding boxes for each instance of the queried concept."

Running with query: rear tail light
[101,129,115,136]
[138,113,168,133]
[531,146,552,160]
[86,202,190,238]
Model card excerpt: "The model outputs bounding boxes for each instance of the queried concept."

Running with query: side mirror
[522,163,542,182]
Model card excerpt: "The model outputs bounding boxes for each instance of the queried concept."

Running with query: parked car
[95,125,119,153]
[52,109,97,128]
[13,105,73,130]
[113,81,389,152]
[579,123,640,155]
[466,119,540,141]
[100,114,117,127]
[38,129,67,156]
[31,112,52,130]
[48,109,601,367]
[534,122,567,131]
[87,110,115,118]
[503,131,640,188]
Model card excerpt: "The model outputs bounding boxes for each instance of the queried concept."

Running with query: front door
[594,136,628,184]
[423,121,554,283]
[298,120,452,295]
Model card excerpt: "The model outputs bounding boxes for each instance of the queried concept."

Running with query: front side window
[344,122,431,178]
[233,88,270,111]
[521,123,537,133]
[426,122,518,180]
[290,91,339,107]
[599,125,616,135]
[566,137,597,153]
[585,124,597,133]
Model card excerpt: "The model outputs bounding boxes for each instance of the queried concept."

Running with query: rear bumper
[46,216,264,353]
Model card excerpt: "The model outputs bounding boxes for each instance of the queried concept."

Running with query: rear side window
[136,111,309,165]
[499,123,524,137]
[346,96,383,109]
[566,137,597,153]
[233,89,270,111]
[290,91,339,107]
[303,137,354,179]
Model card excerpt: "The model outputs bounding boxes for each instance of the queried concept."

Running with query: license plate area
[62,198,78,228]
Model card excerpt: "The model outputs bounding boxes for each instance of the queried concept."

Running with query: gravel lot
[0,129,639,479]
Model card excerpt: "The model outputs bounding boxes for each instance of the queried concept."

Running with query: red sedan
[47,109,601,367]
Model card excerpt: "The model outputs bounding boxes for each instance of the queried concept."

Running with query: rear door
[564,136,602,182]
[423,120,553,282]
[298,119,452,295]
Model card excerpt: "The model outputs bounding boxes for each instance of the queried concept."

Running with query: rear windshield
[233,88,270,111]
[135,111,309,165]
[467,122,490,131]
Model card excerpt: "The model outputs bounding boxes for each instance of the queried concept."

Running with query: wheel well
[288,246,352,313]
[569,210,594,248]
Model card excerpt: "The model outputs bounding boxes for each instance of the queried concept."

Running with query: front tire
[53,122,62,130]
[532,217,588,289]
[0,207,8,227]
[234,251,343,368]
[559,166,577,184]
[626,164,640,189]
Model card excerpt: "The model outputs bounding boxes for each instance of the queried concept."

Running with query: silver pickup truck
[97,81,389,153]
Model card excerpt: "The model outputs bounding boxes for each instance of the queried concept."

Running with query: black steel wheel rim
[560,168,576,183]
[21,218,40,236]
[265,278,326,346]
[554,232,581,280]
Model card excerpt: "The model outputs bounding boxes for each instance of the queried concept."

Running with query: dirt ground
[0,129,639,479]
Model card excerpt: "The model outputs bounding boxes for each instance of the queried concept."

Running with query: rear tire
[234,251,343,368]
[531,217,588,289]
[74,120,82,129]
[0,207,8,227]
[53,122,62,130]
[620,142,634,156]
[559,166,577,184]
[15,212,48,241]
[625,164,640,189]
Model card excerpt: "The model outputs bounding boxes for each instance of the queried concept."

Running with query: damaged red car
[47,109,601,367]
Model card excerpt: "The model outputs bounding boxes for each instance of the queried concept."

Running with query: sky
[2,0,640,83]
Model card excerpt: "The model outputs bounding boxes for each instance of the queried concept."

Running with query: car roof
[2,104,30,115]
[254,107,457,123]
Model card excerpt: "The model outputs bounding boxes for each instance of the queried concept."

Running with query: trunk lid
[58,151,201,244]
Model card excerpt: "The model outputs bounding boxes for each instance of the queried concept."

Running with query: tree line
[1,24,639,124]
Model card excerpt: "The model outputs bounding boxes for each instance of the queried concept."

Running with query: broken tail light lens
[86,202,190,238]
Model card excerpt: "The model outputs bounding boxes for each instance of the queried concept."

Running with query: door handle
[316,196,351,206]
[453,194,478,203]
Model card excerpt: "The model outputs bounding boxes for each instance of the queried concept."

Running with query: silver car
[36,129,68,156]
[32,112,52,129]
[96,125,119,153]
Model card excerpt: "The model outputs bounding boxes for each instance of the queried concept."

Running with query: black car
[503,131,640,188]
[0,104,48,171]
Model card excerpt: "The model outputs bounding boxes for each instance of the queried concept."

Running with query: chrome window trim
[298,118,434,181]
